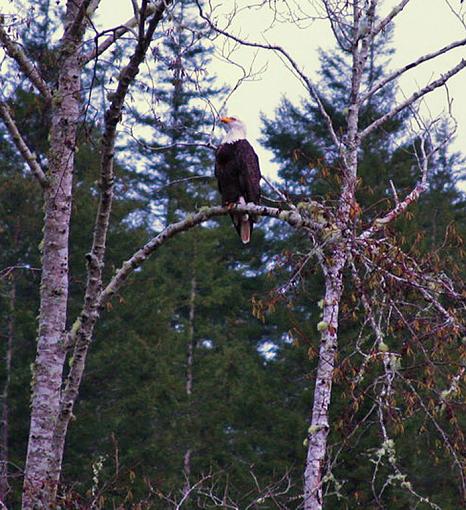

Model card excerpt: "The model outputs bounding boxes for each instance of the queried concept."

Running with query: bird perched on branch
[215,116,261,244]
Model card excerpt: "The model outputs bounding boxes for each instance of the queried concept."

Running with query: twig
[195,0,342,152]
[81,3,160,64]
[360,58,466,139]
[389,180,399,206]
[361,37,466,103]
[261,175,296,209]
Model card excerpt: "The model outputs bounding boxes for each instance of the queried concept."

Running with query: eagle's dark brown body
[215,139,261,242]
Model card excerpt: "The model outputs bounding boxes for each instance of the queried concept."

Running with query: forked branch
[360,58,466,139]
[362,37,466,103]
[82,3,160,64]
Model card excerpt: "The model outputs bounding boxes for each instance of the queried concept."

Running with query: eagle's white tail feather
[240,219,251,244]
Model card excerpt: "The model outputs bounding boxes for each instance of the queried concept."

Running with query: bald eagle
[215,116,261,244]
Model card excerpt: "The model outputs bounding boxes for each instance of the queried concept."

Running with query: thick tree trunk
[22,2,85,508]
[0,280,14,504]
[304,258,345,510]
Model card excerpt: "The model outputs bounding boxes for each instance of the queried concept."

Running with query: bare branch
[0,265,41,280]
[130,0,140,23]
[443,0,466,30]
[360,115,458,239]
[323,1,353,52]
[86,0,101,18]
[152,175,213,195]
[195,0,342,150]
[99,203,315,308]
[86,0,171,284]
[402,376,466,496]
[136,139,217,152]
[362,37,466,103]
[389,180,400,206]
[0,102,48,188]
[360,58,466,139]
[82,4,159,64]
[0,26,52,102]
[359,181,427,240]
[371,0,412,37]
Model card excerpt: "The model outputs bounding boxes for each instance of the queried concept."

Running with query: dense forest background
[0,1,465,509]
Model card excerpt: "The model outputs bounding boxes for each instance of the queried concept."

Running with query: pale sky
[207,0,466,178]
[1,0,465,182]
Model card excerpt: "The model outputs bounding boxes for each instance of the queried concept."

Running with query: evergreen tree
[130,0,221,225]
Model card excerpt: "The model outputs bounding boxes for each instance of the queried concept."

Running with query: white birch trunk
[303,5,369,506]
[22,2,85,507]
[304,257,345,510]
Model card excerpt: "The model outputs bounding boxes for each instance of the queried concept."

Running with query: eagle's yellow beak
[220,116,234,124]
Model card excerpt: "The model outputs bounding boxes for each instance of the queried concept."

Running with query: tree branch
[81,4,159,64]
[360,58,466,139]
[58,202,315,441]
[362,37,466,103]
[371,0,412,37]
[195,0,342,150]
[0,26,52,102]
[99,203,316,308]
[360,112,457,240]
[0,102,48,188]
[359,180,427,240]
[78,0,171,331]
[65,0,94,37]
[52,0,173,468]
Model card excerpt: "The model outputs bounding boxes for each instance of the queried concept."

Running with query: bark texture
[304,260,344,509]
[22,2,86,507]
[304,3,372,507]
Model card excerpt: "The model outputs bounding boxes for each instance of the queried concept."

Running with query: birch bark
[304,258,344,509]
[22,1,86,508]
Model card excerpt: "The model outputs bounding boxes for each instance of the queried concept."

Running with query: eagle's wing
[235,139,261,204]
[214,149,223,195]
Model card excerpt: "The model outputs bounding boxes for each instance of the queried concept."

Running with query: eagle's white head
[220,116,247,144]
